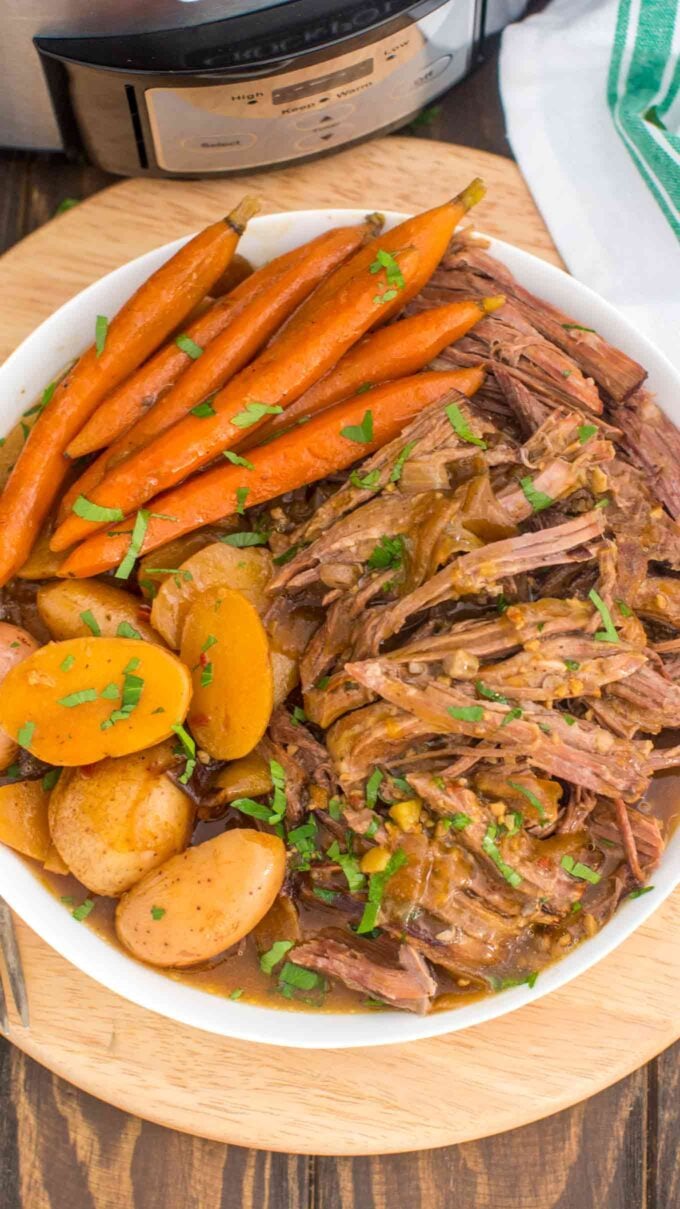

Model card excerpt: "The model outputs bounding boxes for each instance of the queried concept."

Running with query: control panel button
[181,133,257,152]
[294,103,354,130]
[410,55,452,90]
[294,124,354,152]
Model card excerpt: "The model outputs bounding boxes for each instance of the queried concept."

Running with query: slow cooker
[0,1,526,177]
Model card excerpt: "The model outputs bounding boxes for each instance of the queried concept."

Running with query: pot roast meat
[291,935,436,1013]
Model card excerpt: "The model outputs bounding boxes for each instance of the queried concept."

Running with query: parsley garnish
[95,315,108,357]
[341,409,373,444]
[58,688,98,708]
[235,486,249,515]
[476,680,509,704]
[448,705,484,722]
[60,655,75,672]
[366,534,405,571]
[328,840,365,893]
[72,898,95,922]
[350,468,381,490]
[500,707,523,726]
[221,530,268,547]
[229,988,244,1000]
[151,906,166,920]
[223,450,255,469]
[446,402,487,448]
[175,333,203,359]
[114,509,150,580]
[272,542,302,566]
[116,621,142,639]
[390,440,417,483]
[616,599,633,617]
[578,424,598,444]
[313,887,337,904]
[172,723,196,784]
[72,495,124,523]
[628,885,654,899]
[374,288,399,305]
[200,663,213,687]
[356,848,407,934]
[369,248,405,291]
[316,675,331,691]
[328,797,343,821]
[230,401,283,428]
[482,825,523,887]
[560,854,601,883]
[519,476,554,513]
[101,659,143,728]
[80,609,101,636]
[563,323,596,333]
[366,768,383,809]
[42,768,62,792]
[190,398,216,418]
[450,812,471,830]
[278,962,323,995]
[23,381,56,418]
[564,659,580,671]
[508,780,547,822]
[589,588,619,644]
[259,940,293,974]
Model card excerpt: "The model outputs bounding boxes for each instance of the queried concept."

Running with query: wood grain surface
[0,71,678,1205]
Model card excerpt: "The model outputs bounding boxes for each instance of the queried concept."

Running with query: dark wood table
[0,34,678,1209]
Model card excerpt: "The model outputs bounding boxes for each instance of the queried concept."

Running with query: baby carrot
[242,296,503,448]
[60,369,483,579]
[281,179,485,335]
[68,220,376,459]
[51,242,424,552]
[58,221,377,522]
[0,197,259,586]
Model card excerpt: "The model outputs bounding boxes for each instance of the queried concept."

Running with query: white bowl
[1,209,678,1049]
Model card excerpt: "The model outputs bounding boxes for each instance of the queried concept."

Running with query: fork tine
[0,900,29,1028]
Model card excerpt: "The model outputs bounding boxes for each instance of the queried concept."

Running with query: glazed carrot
[59,221,380,520]
[0,197,259,586]
[60,369,484,578]
[68,220,377,459]
[281,178,486,336]
[51,241,424,552]
[242,296,504,449]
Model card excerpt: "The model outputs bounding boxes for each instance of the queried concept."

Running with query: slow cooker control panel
[144,8,469,172]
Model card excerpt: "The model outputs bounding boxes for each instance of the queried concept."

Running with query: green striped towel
[608,0,680,238]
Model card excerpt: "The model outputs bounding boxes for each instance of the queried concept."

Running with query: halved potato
[137,526,238,600]
[48,741,192,896]
[16,527,64,580]
[0,780,51,860]
[43,842,70,876]
[37,579,160,644]
[150,542,272,648]
[209,750,272,806]
[0,637,192,766]
[0,623,40,771]
[115,828,285,967]
[181,587,273,760]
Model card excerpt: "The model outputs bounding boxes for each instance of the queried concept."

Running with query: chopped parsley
[445,402,487,448]
[341,409,373,445]
[374,288,399,305]
[175,333,203,359]
[95,315,108,357]
[563,323,596,333]
[278,962,323,994]
[448,705,484,722]
[114,509,150,580]
[290,705,307,726]
[482,825,523,887]
[272,542,303,566]
[366,768,383,809]
[316,675,331,691]
[116,621,142,639]
[221,530,268,547]
[201,635,218,653]
[589,588,619,644]
[288,818,318,866]
[327,840,365,893]
[560,854,601,884]
[229,988,244,1000]
[327,797,343,821]
[475,680,509,704]
[356,848,407,934]
[507,780,547,822]
[563,659,580,671]
[72,898,95,922]
[100,683,119,700]
[42,768,62,792]
[450,812,471,830]
[190,399,216,417]
[72,495,124,523]
[366,534,405,572]
[628,885,654,899]
[269,760,287,824]
[390,440,417,483]
[259,940,294,974]
[150,906,166,920]
[500,707,523,726]
[101,659,144,728]
[578,424,598,444]
[223,450,254,469]
[369,248,405,291]
[172,722,196,784]
[313,887,338,904]
[200,663,213,687]
[563,713,577,726]
[230,400,283,428]
[350,468,381,490]
[60,654,75,672]
[616,599,633,617]
[235,486,249,515]
[79,609,101,637]
[23,381,56,418]
[231,797,278,822]
[519,476,554,513]
[58,688,99,708]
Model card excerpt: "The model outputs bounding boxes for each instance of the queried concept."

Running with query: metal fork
[0,898,29,1033]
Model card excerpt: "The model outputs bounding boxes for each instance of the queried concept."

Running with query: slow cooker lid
[35,0,443,75]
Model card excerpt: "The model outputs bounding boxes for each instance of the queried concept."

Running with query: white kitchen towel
[500,0,680,368]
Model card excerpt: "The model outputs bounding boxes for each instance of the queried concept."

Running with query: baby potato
[181,587,273,760]
[37,579,161,645]
[137,525,239,599]
[115,828,286,967]
[0,637,192,766]
[0,780,51,861]
[150,542,273,648]
[43,842,70,876]
[209,750,272,806]
[0,623,39,771]
[48,742,192,896]
[16,527,64,580]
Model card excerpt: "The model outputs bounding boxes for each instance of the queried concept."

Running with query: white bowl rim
[0,207,678,1049]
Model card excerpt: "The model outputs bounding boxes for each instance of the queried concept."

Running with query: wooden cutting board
[0,137,678,1155]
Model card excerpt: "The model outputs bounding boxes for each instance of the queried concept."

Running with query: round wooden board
[0,137,677,1154]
